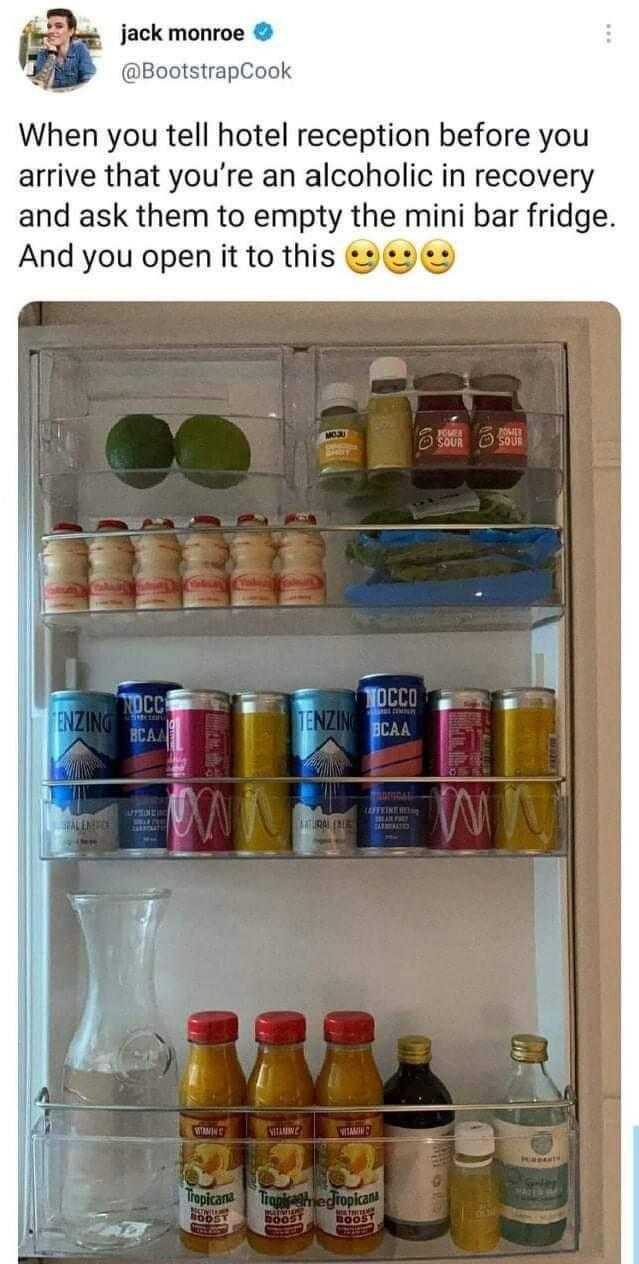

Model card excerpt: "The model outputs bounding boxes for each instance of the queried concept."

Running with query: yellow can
[491,689,557,852]
[232,692,291,852]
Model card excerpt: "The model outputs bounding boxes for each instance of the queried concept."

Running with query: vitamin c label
[179,1114,245,1240]
[247,1115,313,1240]
[316,1114,384,1239]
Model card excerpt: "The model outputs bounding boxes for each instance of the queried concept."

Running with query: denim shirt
[34,40,96,88]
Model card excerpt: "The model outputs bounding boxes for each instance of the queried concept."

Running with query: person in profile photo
[32,9,96,89]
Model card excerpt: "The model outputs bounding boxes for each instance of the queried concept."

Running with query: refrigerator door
[19,301,619,1263]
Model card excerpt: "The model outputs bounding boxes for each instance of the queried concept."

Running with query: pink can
[166,690,232,852]
[427,689,492,850]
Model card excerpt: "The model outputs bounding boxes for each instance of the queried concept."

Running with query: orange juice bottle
[315,1011,384,1255]
[179,1011,246,1254]
[247,1011,315,1255]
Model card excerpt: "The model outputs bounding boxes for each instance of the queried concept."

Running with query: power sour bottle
[496,1034,569,1246]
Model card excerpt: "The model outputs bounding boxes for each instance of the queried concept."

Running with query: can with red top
[278,513,326,606]
[468,375,528,489]
[182,515,229,609]
[166,689,232,852]
[427,689,492,850]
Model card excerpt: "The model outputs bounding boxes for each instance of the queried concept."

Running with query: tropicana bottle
[246,1011,315,1255]
[315,1011,384,1255]
[179,1010,247,1255]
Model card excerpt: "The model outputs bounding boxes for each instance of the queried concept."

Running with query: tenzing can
[233,692,290,852]
[290,689,357,855]
[166,690,232,853]
[116,681,181,851]
[356,674,426,849]
[491,688,557,852]
[427,689,492,850]
[48,690,118,854]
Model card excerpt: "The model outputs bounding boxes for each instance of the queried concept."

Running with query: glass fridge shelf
[40,780,567,861]
[28,1105,578,1260]
[41,603,565,638]
[39,467,293,523]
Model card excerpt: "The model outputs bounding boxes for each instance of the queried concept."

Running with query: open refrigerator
[18,302,619,1263]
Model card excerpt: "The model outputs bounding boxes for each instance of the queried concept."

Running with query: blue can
[48,690,118,854]
[290,689,357,854]
[116,681,181,851]
[356,674,426,849]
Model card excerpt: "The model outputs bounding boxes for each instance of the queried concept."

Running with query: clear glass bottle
[495,1034,568,1247]
[60,890,177,1251]
[449,1121,501,1253]
[246,1011,315,1255]
[317,382,366,492]
[383,1036,453,1240]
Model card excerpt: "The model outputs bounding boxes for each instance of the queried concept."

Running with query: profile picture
[19,11,101,90]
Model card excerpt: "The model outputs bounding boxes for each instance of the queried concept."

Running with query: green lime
[106,415,174,489]
[174,415,251,489]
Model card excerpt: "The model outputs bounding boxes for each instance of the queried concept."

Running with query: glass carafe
[60,890,177,1252]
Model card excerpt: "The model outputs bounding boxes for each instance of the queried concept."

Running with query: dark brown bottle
[412,374,471,490]
[468,374,528,489]
[384,1036,454,1241]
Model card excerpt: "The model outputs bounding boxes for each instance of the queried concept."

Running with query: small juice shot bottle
[179,1011,247,1254]
[246,1011,315,1255]
[449,1121,501,1253]
[315,1011,384,1255]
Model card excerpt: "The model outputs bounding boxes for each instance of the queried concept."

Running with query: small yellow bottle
[449,1121,501,1253]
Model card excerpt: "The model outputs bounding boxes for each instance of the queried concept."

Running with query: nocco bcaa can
[290,689,357,854]
[491,688,557,852]
[356,674,426,849]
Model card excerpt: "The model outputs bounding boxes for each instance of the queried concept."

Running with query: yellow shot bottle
[449,1121,501,1253]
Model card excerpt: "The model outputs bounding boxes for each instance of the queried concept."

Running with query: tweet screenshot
[5,3,630,1262]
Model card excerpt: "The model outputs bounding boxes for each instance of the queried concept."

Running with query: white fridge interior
[20,323,576,1259]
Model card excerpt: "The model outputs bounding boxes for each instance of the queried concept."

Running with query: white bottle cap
[454,1121,495,1158]
[321,382,359,413]
[369,356,408,388]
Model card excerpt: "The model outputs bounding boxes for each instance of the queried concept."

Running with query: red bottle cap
[324,1011,375,1045]
[187,1011,239,1044]
[254,1011,306,1044]
[142,517,175,529]
[97,519,128,531]
[190,515,222,528]
[52,521,83,533]
[237,513,269,526]
[284,513,317,526]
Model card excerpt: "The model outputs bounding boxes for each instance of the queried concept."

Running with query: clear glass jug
[60,890,177,1251]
